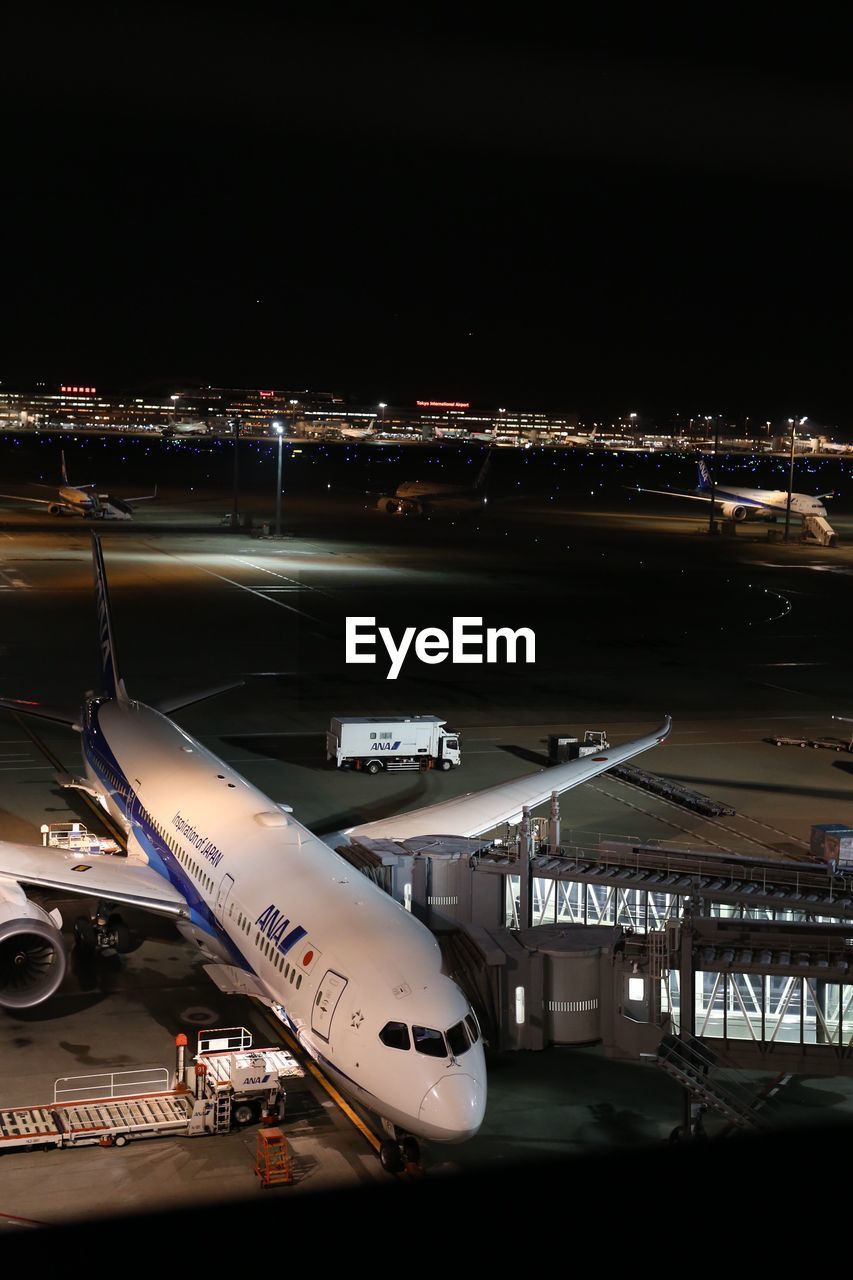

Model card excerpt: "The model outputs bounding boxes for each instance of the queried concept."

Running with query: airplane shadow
[221,733,328,769]
[313,779,432,838]
[498,744,550,767]
[832,760,853,777]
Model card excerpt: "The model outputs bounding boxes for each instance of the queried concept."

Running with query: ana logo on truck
[372,741,401,751]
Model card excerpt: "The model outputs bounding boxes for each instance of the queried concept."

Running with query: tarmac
[3,483,853,1222]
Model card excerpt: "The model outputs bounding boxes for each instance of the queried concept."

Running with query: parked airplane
[377,448,494,516]
[0,536,670,1169]
[336,421,381,441]
[632,460,833,522]
[0,451,157,521]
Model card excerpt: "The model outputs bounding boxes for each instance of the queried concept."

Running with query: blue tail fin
[91,535,128,703]
[60,449,69,486]
[697,460,712,492]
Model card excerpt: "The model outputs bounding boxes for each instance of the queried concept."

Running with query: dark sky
[3,12,852,424]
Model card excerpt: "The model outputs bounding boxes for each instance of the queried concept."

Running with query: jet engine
[48,503,63,516]
[720,502,748,521]
[0,883,66,1009]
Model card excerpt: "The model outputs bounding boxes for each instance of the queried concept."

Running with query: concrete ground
[3,486,853,1222]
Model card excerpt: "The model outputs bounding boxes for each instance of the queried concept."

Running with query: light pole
[707,416,718,535]
[170,394,179,426]
[273,421,284,536]
[784,416,807,542]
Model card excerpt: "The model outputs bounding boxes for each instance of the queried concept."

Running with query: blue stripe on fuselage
[712,488,775,510]
[82,700,248,969]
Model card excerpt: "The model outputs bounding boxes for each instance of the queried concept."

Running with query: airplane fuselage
[80,697,486,1143]
[709,484,827,519]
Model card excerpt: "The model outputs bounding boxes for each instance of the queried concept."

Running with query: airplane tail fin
[60,449,69,486]
[91,534,129,703]
[697,460,712,492]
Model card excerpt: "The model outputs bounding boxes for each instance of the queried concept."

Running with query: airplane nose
[419,1073,486,1141]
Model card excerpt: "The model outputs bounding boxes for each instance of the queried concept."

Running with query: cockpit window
[412,1026,447,1058]
[379,1021,410,1051]
[446,1021,470,1057]
[465,1012,480,1043]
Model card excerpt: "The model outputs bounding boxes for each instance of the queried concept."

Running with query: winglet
[91,534,129,703]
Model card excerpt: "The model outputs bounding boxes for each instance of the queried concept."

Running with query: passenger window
[465,1013,481,1043]
[446,1021,470,1057]
[412,1026,446,1058]
[379,1022,410,1051]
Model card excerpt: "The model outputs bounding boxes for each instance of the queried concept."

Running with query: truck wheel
[233,1102,257,1127]
[440,759,452,771]
[114,1134,128,1147]
[366,760,382,775]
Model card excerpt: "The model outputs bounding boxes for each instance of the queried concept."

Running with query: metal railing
[54,1067,170,1105]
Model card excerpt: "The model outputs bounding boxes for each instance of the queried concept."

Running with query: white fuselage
[711,485,827,518]
[80,698,486,1143]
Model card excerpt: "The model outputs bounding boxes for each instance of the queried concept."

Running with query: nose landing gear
[379,1130,421,1175]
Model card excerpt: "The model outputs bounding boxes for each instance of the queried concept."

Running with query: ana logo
[371,741,401,751]
[255,904,307,956]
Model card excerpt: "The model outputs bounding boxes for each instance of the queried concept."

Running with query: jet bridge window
[412,1026,446,1058]
[379,1021,410,1051]
[446,1021,470,1057]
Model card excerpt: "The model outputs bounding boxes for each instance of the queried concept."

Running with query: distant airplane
[632,460,833,522]
[0,450,157,521]
[160,419,211,436]
[377,448,493,516]
[336,421,381,441]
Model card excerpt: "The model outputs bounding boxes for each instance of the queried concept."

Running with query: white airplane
[0,451,157,521]
[336,421,381,441]
[0,536,670,1170]
[377,448,494,516]
[161,419,212,436]
[633,460,833,522]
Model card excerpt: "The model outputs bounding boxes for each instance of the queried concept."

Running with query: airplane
[160,419,212,437]
[631,459,833,522]
[0,451,157,521]
[0,535,671,1171]
[336,421,381,441]
[377,448,494,516]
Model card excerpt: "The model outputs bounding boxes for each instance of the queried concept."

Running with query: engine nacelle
[720,502,748,522]
[0,886,66,1009]
[48,503,63,516]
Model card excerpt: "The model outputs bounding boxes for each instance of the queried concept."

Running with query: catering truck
[327,715,461,773]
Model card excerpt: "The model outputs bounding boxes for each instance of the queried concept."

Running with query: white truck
[327,715,461,774]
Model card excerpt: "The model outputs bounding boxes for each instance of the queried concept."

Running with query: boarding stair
[654,1031,777,1131]
[802,514,837,547]
[650,1029,778,1131]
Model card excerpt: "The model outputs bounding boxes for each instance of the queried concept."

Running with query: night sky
[3,12,852,424]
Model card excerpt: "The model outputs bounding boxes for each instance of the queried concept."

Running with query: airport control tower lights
[273,421,284,536]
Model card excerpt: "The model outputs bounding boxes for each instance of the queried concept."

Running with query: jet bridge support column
[548,791,560,852]
[679,909,697,1137]
[518,806,534,929]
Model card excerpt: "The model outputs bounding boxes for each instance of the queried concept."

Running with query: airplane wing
[0,696,81,728]
[0,493,58,507]
[346,716,672,841]
[0,842,188,917]
[626,486,711,503]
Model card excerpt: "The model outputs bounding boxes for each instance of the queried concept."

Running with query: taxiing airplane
[0,451,157,521]
[632,460,833,523]
[0,536,670,1169]
[378,448,494,516]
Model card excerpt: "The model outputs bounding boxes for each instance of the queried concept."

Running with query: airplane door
[311,970,348,1042]
[216,873,235,916]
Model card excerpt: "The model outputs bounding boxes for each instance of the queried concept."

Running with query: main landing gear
[73,903,131,956]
